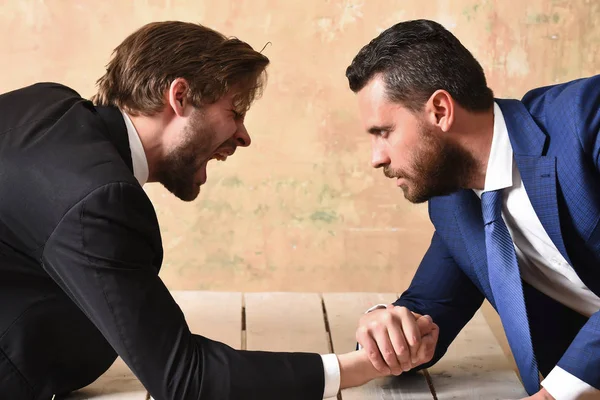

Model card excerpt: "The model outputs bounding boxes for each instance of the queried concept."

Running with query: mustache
[383,165,403,179]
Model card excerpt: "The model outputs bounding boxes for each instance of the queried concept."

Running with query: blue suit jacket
[396,74,600,390]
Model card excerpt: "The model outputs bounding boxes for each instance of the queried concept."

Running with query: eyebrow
[367,124,394,135]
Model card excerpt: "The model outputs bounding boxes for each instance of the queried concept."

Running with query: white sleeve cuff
[365,303,389,314]
[321,354,341,399]
[541,366,600,400]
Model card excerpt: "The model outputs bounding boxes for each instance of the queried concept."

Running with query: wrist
[337,349,385,390]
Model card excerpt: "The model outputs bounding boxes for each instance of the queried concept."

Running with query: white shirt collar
[473,102,514,197]
[120,110,149,186]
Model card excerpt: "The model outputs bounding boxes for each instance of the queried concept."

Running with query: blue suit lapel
[496,99,573,267]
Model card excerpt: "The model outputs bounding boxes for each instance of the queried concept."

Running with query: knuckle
[357,325,369,336]
[356,327,369,341]
[396,353,408,364]
[397,306,409,315]
[421,318,433,328]
[408,334,419,347]
[382,349,396,361]
[380,311,393,323]
[391,364,404,375]
[368,320,380,329]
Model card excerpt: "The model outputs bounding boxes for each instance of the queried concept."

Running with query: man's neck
[127,111,166,182]
[452,106,495,191]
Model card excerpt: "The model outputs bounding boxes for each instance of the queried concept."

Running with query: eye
[232,110,245,121]
[368,125,393,138]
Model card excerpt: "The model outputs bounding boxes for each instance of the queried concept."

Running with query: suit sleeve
[552,75,600,390]
[394,230,485,369]
[554,310,600,390]
[586,77,600,174]
[41,182,325,400]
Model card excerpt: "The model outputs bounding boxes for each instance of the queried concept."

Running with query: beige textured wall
[1,0,598,296]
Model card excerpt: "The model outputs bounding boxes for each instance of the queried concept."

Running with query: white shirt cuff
[365,303,389,314]
[321,354,341,399]
[541,366,600,400]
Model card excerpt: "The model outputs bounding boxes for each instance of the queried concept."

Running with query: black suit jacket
[0,83,325,400]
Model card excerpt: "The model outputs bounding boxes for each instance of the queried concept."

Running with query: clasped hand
[356,305,439,376]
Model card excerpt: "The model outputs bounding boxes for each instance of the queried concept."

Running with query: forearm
[42,184,326,400]
[337,349,385,389]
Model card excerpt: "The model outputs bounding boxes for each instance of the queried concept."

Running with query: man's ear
[167,78,190,117]
[424,90,455,133]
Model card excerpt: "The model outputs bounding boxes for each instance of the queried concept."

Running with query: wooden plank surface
[64,357,147,400]
[65,292,529,400]
[244,292,329,353]
[427,310,528,399]
[323,293,435,400]
[171,290,242,349]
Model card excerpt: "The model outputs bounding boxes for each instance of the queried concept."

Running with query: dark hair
[91,21,269,116]
[346,19,493,112]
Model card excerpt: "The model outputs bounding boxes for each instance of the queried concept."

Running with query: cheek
[212,117,237,143]
[382,135,410,169]
[164,122,189,152]
[385,125,422,167]
[387,145,409,169]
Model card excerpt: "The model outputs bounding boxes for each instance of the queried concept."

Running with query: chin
[403,193,422,204]
[162,182,201,202]
[179,187,201,202]
[406,185,460,204]
[402,187,430,204]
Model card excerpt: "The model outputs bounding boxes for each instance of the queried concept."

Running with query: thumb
[416,315,434,336]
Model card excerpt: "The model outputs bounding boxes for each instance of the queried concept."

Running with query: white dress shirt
[121,111,149,186]
[120,111,341,398]
[473,103,600,399]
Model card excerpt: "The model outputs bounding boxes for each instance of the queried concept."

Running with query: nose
[234,123,251,147]
[371,136,389,169]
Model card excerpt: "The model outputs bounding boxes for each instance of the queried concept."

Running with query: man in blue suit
[345,19,600,400]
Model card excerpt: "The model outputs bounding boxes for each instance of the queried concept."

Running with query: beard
[155,110,215,202]
[384,122,478,204]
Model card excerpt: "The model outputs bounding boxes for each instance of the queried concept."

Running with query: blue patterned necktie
[482,190,539,395]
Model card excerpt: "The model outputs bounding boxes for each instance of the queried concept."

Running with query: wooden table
[65,292,528,400]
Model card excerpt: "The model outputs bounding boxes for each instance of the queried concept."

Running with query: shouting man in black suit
[0,21,438,400]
